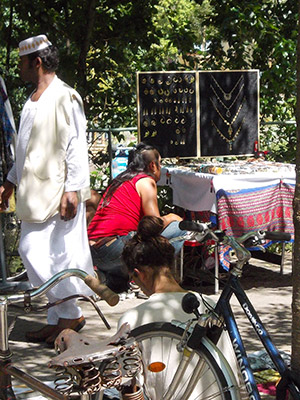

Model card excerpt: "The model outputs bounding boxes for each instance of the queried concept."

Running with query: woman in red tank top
[88,143,185,294]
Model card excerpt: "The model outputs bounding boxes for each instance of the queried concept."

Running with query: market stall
[158,159,295,278]
[136,68,294,290]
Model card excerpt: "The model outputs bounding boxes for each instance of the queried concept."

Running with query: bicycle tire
[131,322,240,400]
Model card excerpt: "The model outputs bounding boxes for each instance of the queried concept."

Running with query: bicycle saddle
[48,323,137,368]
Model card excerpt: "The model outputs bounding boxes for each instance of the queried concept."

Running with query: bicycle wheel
[131,322,240,400]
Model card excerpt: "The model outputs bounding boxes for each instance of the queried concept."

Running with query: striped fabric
[217,182,294,270]
[217,182,294,237]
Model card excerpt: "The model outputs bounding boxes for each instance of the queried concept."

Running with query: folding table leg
[280,242,285,275]
[180,246,184,281]
[214,245,219,293]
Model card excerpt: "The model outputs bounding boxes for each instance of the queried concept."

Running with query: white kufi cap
[19,34,52,57]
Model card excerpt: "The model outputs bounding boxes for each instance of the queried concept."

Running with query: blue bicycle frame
[213,273,299,400]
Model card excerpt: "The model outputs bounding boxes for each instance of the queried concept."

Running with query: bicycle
[0,269,144,400]
[130,221,300,400]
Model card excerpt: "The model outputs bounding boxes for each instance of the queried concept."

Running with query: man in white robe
[0,34,94,346]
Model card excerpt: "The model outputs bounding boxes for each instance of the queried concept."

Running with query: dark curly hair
[122,216,175,273]
[27,45,59,72]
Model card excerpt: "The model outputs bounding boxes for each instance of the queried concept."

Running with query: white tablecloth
[158,166,296,214]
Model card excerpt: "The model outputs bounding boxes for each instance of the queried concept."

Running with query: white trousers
[19,203,94,324]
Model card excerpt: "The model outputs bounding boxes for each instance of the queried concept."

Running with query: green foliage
[196,0,297,162]
[0,0,297,162]
[90,168,110,192]
[157,186,174,214]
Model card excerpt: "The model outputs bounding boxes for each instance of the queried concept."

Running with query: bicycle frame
[0,269,112,400]
[212,272,300,400]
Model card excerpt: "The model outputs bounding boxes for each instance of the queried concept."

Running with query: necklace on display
[211,117,245,151]
[210,83,244,117]
[210,97,245,137]
[211,74,244,101]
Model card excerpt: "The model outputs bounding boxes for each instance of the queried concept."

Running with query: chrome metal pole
[0,297,10,356]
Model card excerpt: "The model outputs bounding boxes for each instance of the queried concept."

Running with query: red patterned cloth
[217,182,294,237]
[217,182,294,270]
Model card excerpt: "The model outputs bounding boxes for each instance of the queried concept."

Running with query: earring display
[137,70,259,158]
[137,71,198,158]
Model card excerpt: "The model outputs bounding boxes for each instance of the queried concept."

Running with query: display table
[158,161,295,286]
[158,162,295,216]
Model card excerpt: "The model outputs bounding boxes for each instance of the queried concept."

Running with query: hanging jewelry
[210,97,245,136]
[210,84,244,117]
[211,117,245,151]
[211,75,244,101]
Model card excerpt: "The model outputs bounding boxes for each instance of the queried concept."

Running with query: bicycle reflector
[147,362,166,372]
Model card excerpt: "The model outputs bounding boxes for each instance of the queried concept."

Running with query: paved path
[4,255,293,398]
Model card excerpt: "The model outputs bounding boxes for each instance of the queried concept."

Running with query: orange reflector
[148,362,166,372]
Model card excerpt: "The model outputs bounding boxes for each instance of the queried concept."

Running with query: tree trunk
[291,0,300,375]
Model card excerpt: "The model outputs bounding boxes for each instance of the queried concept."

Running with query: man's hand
[0,181,14,211]
[60,191,78,221]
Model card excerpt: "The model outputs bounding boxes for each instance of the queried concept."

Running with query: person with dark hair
[88,143,185,293]
[119,216,239,398]
[0,35,93,345]
[0,74,16,187]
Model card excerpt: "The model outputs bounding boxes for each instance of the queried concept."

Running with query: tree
[292,0,300,377]
[195,0,298,162]
[0,1,212,130]
[0,0,298,157]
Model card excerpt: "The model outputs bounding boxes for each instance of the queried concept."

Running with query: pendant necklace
[211,117,245,151]
[210,83,244,117]
[211,75,244,101]
[210,97,245,137]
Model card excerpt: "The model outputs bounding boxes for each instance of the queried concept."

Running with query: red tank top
[88,174,153,239]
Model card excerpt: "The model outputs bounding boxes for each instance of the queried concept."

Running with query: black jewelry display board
[137,70,259,158]
[199,70,259,156]
[137,71,199,158]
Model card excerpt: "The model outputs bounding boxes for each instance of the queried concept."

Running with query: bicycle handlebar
[179,220,291,269]
[179,220,208,233]
[263,231,291,241]
[180,220,291,244]
[84,274,119,306]
[1,269,119,307]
